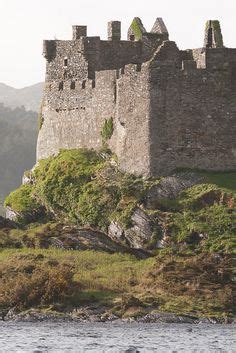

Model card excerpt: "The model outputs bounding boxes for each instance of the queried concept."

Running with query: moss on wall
[205,20,224,48]
[38,102,44,130]
[130,17,147,41]
[212,20,224,47]
[101,118,114,143]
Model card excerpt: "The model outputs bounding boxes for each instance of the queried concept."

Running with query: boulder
[108,208,153,249]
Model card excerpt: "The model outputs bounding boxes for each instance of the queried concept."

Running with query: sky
[0,0,235,88]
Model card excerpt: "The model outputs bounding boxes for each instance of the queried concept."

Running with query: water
[0,322,235,352]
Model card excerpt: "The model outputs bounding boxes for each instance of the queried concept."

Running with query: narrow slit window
[82,80,86,89]
[64,58,68,67]
[59,81,64,91]
[71,81,75,90]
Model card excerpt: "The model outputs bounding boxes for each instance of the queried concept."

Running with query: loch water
[0,322,235,352]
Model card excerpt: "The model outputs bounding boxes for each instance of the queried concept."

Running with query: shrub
[0,258,76,309]
[4,184,40,213]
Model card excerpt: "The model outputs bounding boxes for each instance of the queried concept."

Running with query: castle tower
[151,18,169,36]
[108,21,121,41]
[204,20,224,48]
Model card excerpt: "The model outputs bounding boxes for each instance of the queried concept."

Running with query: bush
[4,184,40,213]
[0,257,76,309]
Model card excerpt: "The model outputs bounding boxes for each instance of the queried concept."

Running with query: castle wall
[37,70,117,160]
[111,64,151,176]
[44,40,89,81]
[148,47,236,176]
[38,21,236,177]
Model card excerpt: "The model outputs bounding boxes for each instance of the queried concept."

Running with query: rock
[108,208,153,249]
[5,205,46,224]
[137,312,197,324]
[0,215,17,229]
[144,172,205,209]
[22,167,36,186]
[108,221,125,243]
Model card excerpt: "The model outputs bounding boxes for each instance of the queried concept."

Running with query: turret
[43,40,56,62]
[151,18,169,37]
[108,21,121,41]
[204,20,224,48]
[72,25,87,39]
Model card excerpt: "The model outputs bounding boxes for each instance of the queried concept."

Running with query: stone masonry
[37,18,236,176]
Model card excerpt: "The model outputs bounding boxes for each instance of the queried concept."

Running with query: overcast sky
[0,0,235,88]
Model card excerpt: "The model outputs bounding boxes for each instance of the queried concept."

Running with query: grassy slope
[1,150,235,319]
[0,248,233,319]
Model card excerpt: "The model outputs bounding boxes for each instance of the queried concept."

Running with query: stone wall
[148,45,236,176]
[37,70,117,160]
[38,19,236,177]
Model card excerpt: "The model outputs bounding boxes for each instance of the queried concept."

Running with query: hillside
[1,149,235,322]
[0,104,38,211]
[0,82,43,112]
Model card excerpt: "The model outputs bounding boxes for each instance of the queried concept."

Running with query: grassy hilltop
[0,149,235,322]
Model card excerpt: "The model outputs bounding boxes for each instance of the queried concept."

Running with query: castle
[37,18,236,177]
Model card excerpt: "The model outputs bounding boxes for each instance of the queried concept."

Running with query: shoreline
[1,308,235,325]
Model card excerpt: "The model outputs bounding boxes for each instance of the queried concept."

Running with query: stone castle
[37,18,236,176]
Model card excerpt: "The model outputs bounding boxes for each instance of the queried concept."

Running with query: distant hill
[0,82,43,112]
[0,104,38,213]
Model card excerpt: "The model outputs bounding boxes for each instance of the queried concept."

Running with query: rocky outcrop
[5,205,46,224]
[108,208,154,249]
[0,215,17,229]
[143,172,204,209]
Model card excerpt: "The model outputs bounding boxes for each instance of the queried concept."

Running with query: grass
[4,149,152,230]
[199,171,236,192]
[2,152,235,318]
[0,248,233,318]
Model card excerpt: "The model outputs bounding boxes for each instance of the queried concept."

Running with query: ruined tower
[37,19,236,176]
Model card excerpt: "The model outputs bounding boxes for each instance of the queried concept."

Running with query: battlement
[38,19,236,177]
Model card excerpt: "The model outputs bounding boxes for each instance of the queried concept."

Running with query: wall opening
[59,81,64,91]
[130,35,135,41]
[92,80,95,89]
[64,58,68,67]
[82,80,86,89]
[70,81,75,89]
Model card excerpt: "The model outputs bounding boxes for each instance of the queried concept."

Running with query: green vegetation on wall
[101,118,114,143]
[130,18,145,40]
[205,20,224,47]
